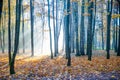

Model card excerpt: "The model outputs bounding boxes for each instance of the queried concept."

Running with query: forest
[0,0,120,79]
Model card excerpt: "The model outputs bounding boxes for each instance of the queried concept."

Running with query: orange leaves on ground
[0,53,120,79]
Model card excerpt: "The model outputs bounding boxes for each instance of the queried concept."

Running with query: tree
[87,0,94,61]
[0,0,3,49]
[92,0,97,50]
[117,1,120,56]
[30,0,34,56]
[2,11,5,53]
[64,0,68,59]
[0,0,3,20]
[106,0,113,59]
[22,5,25,53]
[47,0,53,59]
[72,1,80,56]
[10,0,22,74]
[98,2,104,50]
[54,0,59,57]
[22,4,25,53]
[66,0,71,66]
[70,3,75,53]
[8,0,11,64]
[115,16,118,52]
[0,30,2,49]
[80,0,85,55]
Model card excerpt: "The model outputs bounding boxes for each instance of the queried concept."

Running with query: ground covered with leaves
[0,51,120,80]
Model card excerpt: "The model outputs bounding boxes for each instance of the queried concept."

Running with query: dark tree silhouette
[66,0,71,66]
[8,0,11,64]
[30,0,34,56]
[10,0,22,74]
[0,0,3,20]
[117,1,120,56]
[106,0,113,59]
[87,0,94,61]
[80,0,85,55]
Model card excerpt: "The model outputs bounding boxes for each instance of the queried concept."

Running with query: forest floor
[0,50,120,80]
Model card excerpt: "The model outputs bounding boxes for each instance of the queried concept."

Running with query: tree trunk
[22,5,25,53]
[117,2,120,56]
[0,30,2,50]
[0,0,3,20]
[8,0,11,64]
[10,0,22,74]
[106,0,113,59]
[70,11,75,53]
[64,0,68,59]
[101,5,104,50]
[115,18,118,52]
[54,0,59,57]
[72,2,80,56]
[66,0,71,66]
[87,0,93,61]
[47,0,53,59]
[112,19,116,50]
[30,0,34,56]
[2,23,5,53]
[80,0,85,55]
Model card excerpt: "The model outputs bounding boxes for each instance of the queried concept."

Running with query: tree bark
[47,0,53,59]
[10,0,22,74]
[22,5,25,53]
[8,0,11,64]
[117,2,120,56]
[80,0,85,55]
[30,0,34,56]
[106,0,113,59]
[87,0,93,61]
[66,0,71,66]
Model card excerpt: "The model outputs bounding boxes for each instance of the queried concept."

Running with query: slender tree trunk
[11,26,14,52]
[80,0,85,55]
[106,0,113,59]
[2,10,6,53]
[0,19,3,51]
[0,0,3,20]
[8,0,11,64]
[92,0,96,39]
[30,0,34,56]
[101,27,104,50]
[10,0,22,74]
[2,20,5,53]
[112,19,116,50]
[66,0,71,66]
[117,2,120,56]
[64,0,68,59]
[70,10,74,53]
[0,1,3,50]
[53,0,58,57]
[56,0,58,55]
[87,0,93,61]
[72,2,80,56]
[22,5,25,53]
[115,18,118,52]
[47,0,53,59]
[0,30,2,50]
[101,13,104,50]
